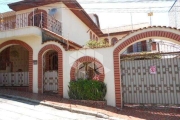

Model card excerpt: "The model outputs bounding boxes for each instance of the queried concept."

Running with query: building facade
[0,0,180,108]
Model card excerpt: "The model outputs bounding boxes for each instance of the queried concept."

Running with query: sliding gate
[121,54,180,106]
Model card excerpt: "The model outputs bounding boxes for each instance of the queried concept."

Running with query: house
[0,0,180,108]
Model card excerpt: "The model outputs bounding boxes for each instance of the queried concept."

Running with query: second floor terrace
[0,9,62,35]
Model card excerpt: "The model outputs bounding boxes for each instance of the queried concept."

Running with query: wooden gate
[121,55,180,105]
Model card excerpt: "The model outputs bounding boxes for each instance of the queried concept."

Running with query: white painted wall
[64,47,116,107]
[61,4,95,46]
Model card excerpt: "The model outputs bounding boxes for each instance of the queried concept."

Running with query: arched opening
[113,27,180,108]
[70,56,105,82]
[38,44,63,97]
[111,37,118,45]
[77,62,101,80]
[0,40,33,92]
[28,9,47,28]
[104,38,109,45]
[0,45,29,88]
[43,50,58,94]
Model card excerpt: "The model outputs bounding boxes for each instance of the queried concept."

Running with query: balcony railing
[0,11,62,35]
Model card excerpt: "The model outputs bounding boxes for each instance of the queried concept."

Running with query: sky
[0,0,176,29]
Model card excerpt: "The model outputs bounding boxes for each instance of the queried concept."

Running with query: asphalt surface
[0,96,107,120]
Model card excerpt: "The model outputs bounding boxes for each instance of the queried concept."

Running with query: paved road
[0,96,107,120]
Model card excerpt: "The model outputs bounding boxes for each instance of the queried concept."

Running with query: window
[77,62,101,80]
[111,37,118,45]
[104,38,109,44]
[93,34,96,40]
[90,32,92,40]
[96,37,98,41]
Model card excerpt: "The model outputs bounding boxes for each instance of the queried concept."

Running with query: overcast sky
[0,0,175,29]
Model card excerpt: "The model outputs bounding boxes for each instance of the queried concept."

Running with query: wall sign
[33,60,38,65]
[149,66,156,74]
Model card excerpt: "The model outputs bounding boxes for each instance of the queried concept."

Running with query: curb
[0,94,122,120]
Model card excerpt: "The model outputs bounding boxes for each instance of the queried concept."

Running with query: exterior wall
[61,4,97,45]
[64,47,115,107]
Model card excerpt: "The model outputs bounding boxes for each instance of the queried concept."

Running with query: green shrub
[68,79,107,101]
[86,39,110,48]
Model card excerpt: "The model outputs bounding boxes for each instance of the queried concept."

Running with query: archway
[0,40,33,92]
[28,9,47,28]
[113,27,180,108]
[70,56,105,82]
[38,44,63,96]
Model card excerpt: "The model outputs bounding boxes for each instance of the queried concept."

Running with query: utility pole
[130,13,133,32]
[148,8,153,26]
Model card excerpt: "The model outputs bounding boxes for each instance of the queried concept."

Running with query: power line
[0,0,176,4]
[0,0,177,13]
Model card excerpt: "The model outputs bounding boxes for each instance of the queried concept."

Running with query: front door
[43,51,58,93]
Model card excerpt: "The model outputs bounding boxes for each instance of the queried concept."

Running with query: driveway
[0,96,106,120]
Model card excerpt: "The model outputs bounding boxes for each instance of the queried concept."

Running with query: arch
[0,40,33,92]
[113,27,180,108]
[90,31,92,40]
[38,44,63,97]
[111,37,118,45]
[70,56,105,82]
[28,9,47,28]
[104,38,109,44]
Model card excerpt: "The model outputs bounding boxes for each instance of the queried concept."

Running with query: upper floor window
[104,38,109,44]
[127,40,147,53]
[93,34,96,40]
[28,9,47,28]
[111,37,118,45]
[90,32,92,40]
[96,37,98,41]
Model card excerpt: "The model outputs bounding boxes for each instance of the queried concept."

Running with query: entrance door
[43,51,58,93]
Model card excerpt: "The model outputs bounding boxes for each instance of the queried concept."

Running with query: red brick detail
[113,31,180,108]
[70,56,105,82]
[28,9,47,28]
[38,44,63,97]
[0,40,33,92]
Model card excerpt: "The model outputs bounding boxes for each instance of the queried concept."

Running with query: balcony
[0,10,62,36]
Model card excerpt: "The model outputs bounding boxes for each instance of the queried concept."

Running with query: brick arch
[38,44,63,97]
[0,40,33,92]
[28,9,47,28]
[113,28,180,108]
[70,56,105,82]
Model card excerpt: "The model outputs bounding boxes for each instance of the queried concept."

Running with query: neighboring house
[0,0,180,108]
[101,23,159,53]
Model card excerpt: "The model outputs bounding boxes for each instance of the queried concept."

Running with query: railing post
[33,8,34,26]
[41,12,42,28]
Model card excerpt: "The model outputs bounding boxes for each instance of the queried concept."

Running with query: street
[0,96,106,120]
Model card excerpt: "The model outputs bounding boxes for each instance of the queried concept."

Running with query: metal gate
[121,56,180,105]
[43,70,58,93]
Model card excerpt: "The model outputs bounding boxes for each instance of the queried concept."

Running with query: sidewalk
[0,89,179,120]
